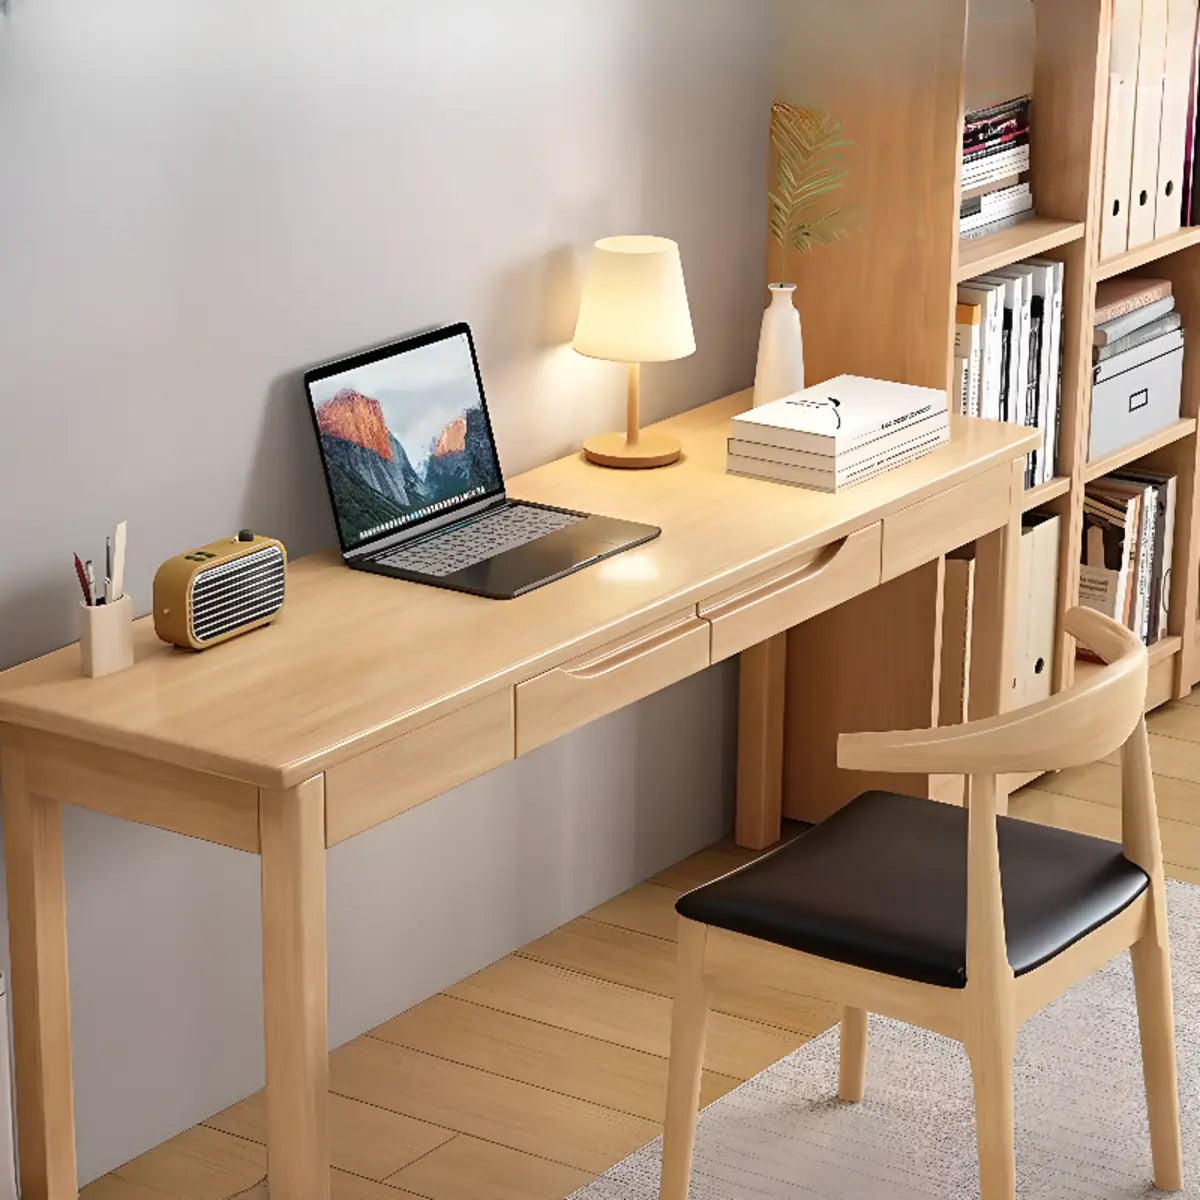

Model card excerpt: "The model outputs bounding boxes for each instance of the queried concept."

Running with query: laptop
[303,323,661,599]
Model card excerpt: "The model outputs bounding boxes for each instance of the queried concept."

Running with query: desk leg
[735,633,787,850]
[969,460,1023,809]
[0,748,78,1200]
[260,777,330,1200]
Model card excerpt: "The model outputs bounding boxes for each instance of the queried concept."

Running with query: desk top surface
[0,391,1038,787]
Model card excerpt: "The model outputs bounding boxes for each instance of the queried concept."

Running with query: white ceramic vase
[752,282,805,407]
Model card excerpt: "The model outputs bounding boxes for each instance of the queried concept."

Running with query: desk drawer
[325,689,514,845]
[882,463,1013,582]
[700,522,882,663]
[516,610,710,755]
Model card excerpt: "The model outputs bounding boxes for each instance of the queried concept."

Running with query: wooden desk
[0,389,1037,1199]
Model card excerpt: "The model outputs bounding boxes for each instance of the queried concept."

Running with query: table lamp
[572,235,696,468]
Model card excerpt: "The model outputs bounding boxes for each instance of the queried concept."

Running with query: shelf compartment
[1021,475,1071,511]
[1082,418,1197,482]
[1149,634,1183,666]
[1095,226,1200,282]
[956,218,1086,282]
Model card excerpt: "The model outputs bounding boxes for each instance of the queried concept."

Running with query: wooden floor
[83,693,1200,1200]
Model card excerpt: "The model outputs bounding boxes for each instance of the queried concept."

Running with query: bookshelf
[772,0,1200,775]
[1096,225,1200,280]
[955,218,1086,280]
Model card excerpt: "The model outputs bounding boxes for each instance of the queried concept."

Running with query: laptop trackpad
[445,525,612,599]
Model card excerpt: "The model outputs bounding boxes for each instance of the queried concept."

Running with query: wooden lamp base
[582,361,682,469]
[583,429,681,469]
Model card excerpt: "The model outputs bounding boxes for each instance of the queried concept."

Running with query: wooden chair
[658,607,1183,1199]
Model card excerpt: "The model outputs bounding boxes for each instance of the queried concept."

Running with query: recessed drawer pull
[564,616,703,680]
[703,537,850,623]
[700,522,882,663]
[515,608,711,755]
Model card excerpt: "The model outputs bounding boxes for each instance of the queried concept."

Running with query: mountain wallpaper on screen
[315,388,500,545]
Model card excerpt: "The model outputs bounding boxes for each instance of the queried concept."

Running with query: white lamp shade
[572,235,697,364]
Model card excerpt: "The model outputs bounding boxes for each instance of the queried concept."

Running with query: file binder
[1101,0,1144,259]
[1128,0,1169,247]
[1154,0,1199,238]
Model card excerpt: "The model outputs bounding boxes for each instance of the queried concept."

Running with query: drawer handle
[563,616,703,681]
[704,535,852,622]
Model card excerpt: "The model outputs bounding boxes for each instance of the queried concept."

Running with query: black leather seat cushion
[676,791,1149,989]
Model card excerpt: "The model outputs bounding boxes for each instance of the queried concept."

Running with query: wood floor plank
[386,1134,592,1200]
[1147,701,1200,742]
[1010,787,1200,872]
[587,882,681,941]
[234,1168,429,1199]
[649,846,761,890]
[81,1176,176,1200]
[110,1126,267,1200]
[519,917,838,1037]
[205,1088,455,1180]
[648,826,809,890]
[369,993,739,1120]
[1032,758,1200,828]
[330,1037,656,1174]
[1095,732,1200,790]
[446,953,806,1080]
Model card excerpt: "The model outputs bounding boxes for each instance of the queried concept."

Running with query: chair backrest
[837,607,1148,777]
[838,608,1162,988]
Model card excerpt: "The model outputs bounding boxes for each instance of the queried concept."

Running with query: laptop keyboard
[371,505,586,578]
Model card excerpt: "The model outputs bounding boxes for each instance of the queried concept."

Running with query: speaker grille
[189,546,286,644]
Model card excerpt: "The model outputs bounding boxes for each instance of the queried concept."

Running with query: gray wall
[0,0,771,1182]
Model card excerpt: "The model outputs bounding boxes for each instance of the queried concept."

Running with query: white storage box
[1088,328,1184,462]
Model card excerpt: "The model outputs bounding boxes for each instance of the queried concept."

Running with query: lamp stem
[626,362,641,446]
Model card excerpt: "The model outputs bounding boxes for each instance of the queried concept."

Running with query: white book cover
[961,144,1032,186]
[976,273,1024,425]
[728,414,949,476]
[959,211,1036,241]
[1013,261,1056,482]
[1027,257,1065,483]
[980,269,1034,429]
[730,375,948,456]
[960,193,1034,231]
[1113,469,1177,641]
[727,425,949,492]
[958,281,1004,421]
[954,314,983,417]
[970,181,1031,215]
[1160,475,1177,636]
[955,355,971,417]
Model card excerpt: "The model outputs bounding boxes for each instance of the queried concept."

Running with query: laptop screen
[304,325,505,553]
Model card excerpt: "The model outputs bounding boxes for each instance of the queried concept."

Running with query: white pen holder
[79,594,134,678]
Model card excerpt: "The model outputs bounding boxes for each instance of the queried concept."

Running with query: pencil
[74,553,93,606]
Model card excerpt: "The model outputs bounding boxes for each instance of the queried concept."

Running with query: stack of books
[1093,277,1180,362]
[1079,470,1178,647]
[956,256,1064,487]
[726,375,949,493]
[961,96,1033,241]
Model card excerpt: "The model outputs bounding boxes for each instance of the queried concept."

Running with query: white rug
[571,880,1200,1199]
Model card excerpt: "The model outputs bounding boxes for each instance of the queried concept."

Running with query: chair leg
[838,1006,868,1102]
[967,1032,1016,1200]
[1130,934,1184,1192]
[659,919,711,1200]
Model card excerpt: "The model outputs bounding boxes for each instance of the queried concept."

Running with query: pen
[105,537,112,604]
[84,560,96,607]
[74,554,92,606]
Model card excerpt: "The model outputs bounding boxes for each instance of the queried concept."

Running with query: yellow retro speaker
[154,530,287,650]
